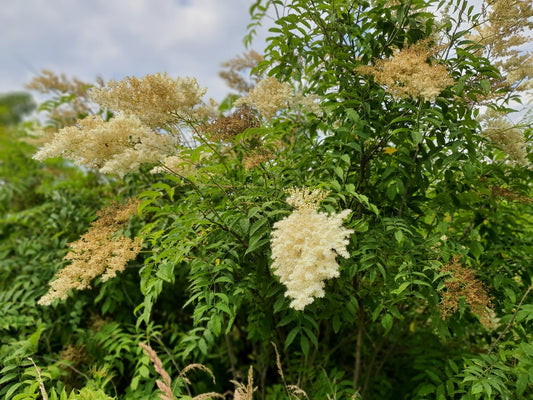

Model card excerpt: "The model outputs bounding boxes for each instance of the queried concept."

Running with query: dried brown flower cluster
[490,186,533,203]
[198,105,276,170]
[243,147,275,170]
[356,41,454,102]
[89,314,109,333]
[33,114,177,177]
[90,73,207,130]
[270,187,353,310]
[193,97,220,121]
[59,343,89,366]
[219,50,264,95]
[201,106,260,142]
[26,69,96,127]
[38,199,142,305]
[438,256,493,328]
[57,343,90,391]
[479,109,529,165]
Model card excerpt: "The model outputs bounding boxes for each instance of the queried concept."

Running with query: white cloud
[0,0,269,101]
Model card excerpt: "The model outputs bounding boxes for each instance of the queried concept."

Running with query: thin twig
[225,334,239,381]
[28,357,48,400]
[152,335,192,397]
[488,284,533,355]
[353,298,364,387]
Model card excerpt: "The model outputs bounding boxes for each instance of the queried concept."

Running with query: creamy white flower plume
[270,187,353,310]
[235,77,322,120]
[33,114,177,177]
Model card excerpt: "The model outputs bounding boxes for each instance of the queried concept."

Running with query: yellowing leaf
[383,147,397,154]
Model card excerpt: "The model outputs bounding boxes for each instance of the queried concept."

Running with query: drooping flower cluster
[289,92,323,117]
[242,147,275,170]
[150,154,196,177]
[89,73,207,130]
[235,76,292,120]
[270,187,353,310]
[356,41,454,102]
[438,256,494,329]
[25,69,96,127]
[471,0,533,90]
[138,342,174,400]
[33,114,177,177]
[201,106,260,142]
[479,108,529,166]
[219,50,264,95]
[490,185,533,204]
[235,76,323,120]
[38,198,142,305]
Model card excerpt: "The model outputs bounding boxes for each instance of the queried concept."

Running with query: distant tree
[0,92,35,126]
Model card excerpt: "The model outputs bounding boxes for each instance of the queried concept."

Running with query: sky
[1,1,530,113]
[0,0,270,102]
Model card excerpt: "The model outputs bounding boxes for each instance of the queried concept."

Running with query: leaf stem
[488,284,533,355]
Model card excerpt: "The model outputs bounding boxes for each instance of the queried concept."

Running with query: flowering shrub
[3,0,533,399]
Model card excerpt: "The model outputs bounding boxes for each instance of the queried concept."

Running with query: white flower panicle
[235,77,322,120]
[33,114,177,177]
[270,187,353,310]
[150,154,196,176]
[285,187,330,210]
[479,108,530,166]
[355,41,454,102]
[289,92,323,117]
[235,76,292,120]
[89,73,207,129]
